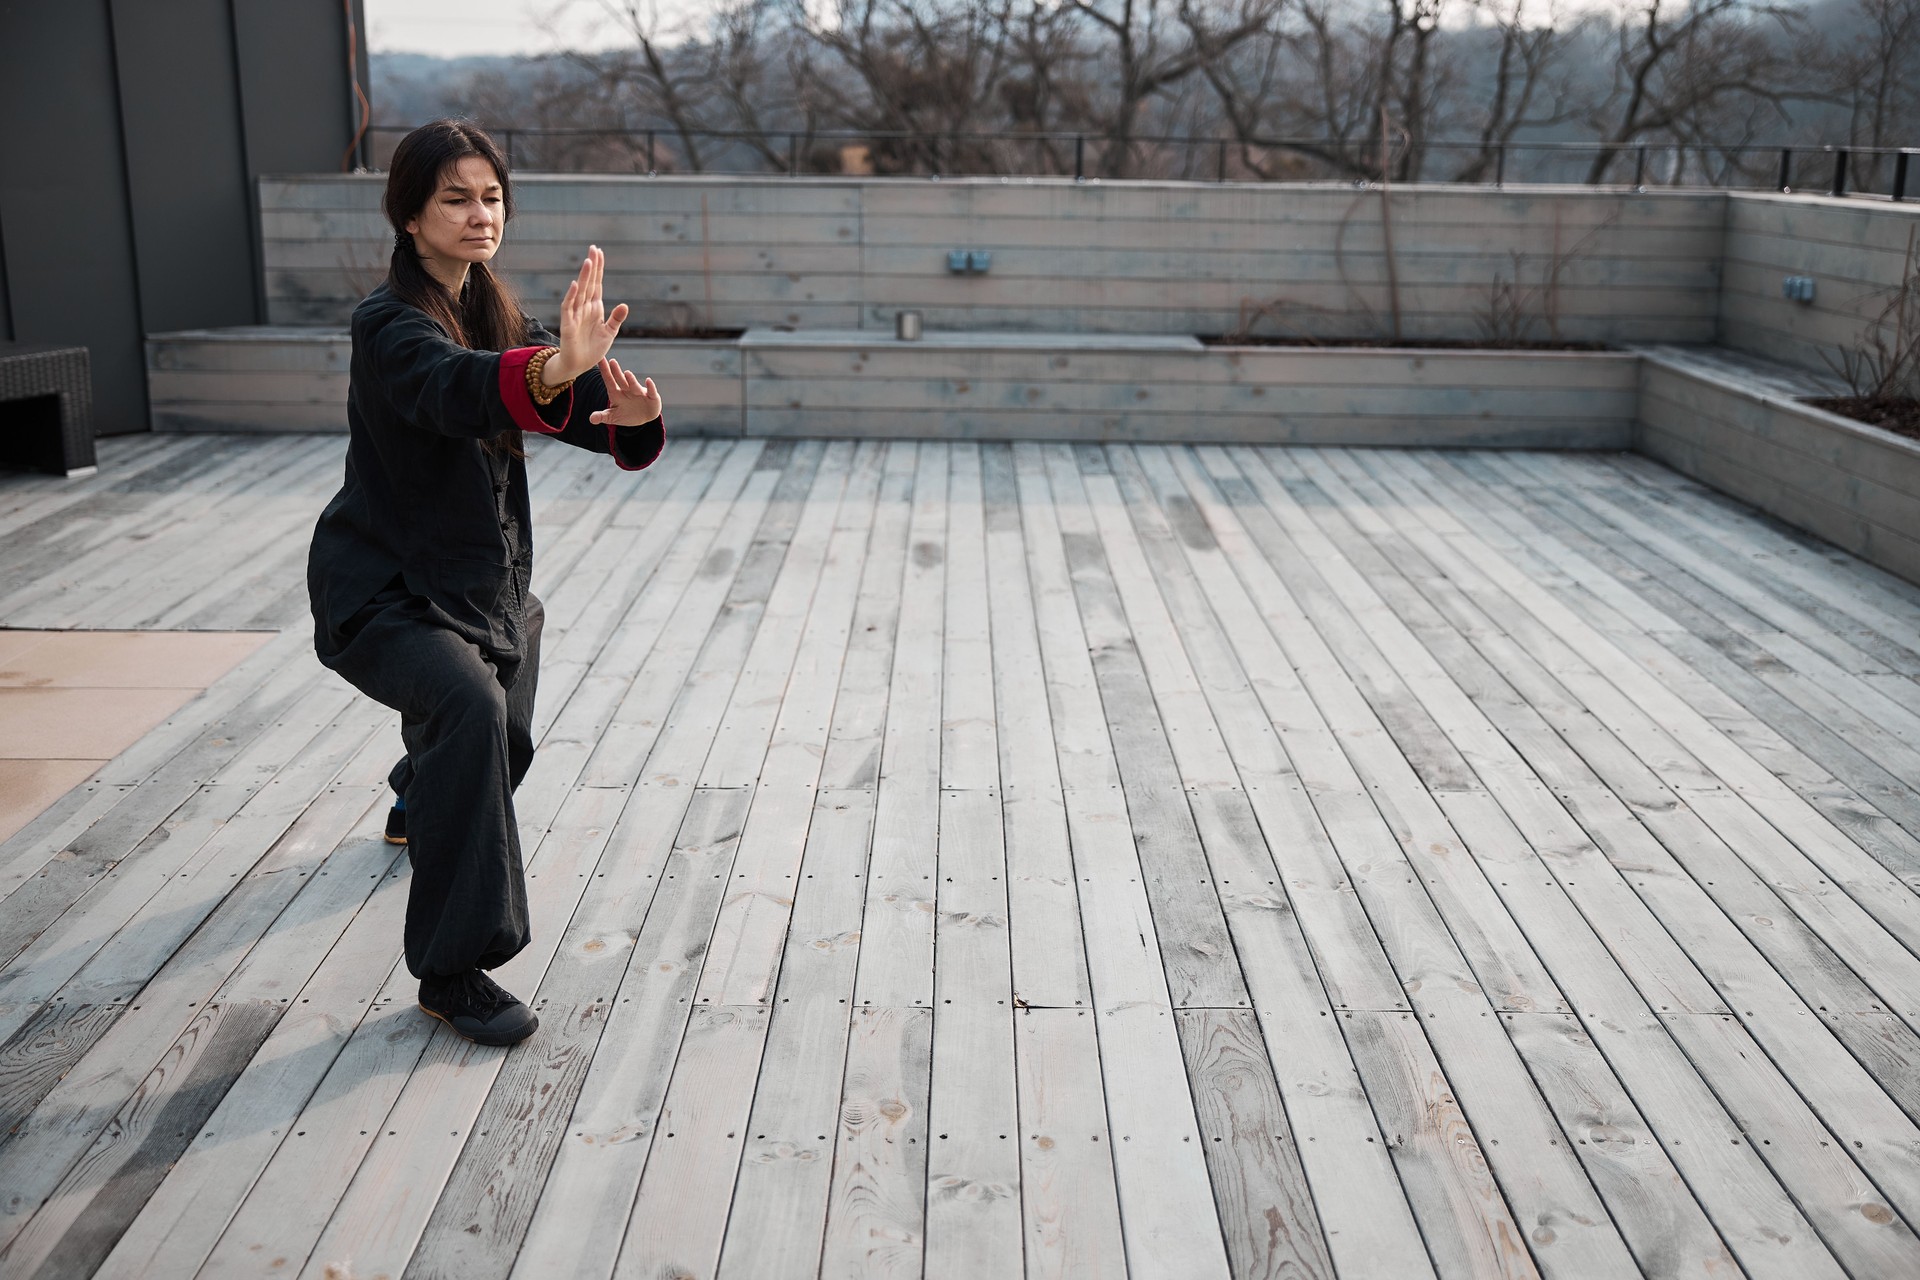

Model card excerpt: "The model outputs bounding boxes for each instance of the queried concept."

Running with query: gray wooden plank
[1385,449,1920,1031]
[817,1005,935,1278]
[718,790,878,1280]
[1343,1008,1540,1280]
[612,1004,775,1280]
[924,789,1021,1280]
[1180,789,1436,1280]
[817,443,916,791]
[0,788,399,1272]
[389,449,829,1280]
[1124,444,1571,1014]
[289,785,631,1280]
[693,446,880,1005]
[89,806,404,1280]
[851,442,947,1012]
[1174,1007,1336,1280]
[1447,450,1920,850]
[5,798,397,1280]
[497,787,752,1280]
[1013,1007,1129,1280]
[1500,1013,1738,1278]
[940,444,999,792]
[979,445,1092,1010]
[1040,444,1249,1010]
[1659,1010,1920,1275]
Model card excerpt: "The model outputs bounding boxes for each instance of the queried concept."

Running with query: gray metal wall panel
[0,201,13,341]
[231,0,366,175]
[0,0,149,432]
[109,0,258,335]
[0,0,364,435]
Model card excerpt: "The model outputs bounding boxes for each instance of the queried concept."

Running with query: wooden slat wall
[257,175,1725,342]
[1635,346,1920,585]
[1718,192,1920,376]
[143,328,1638,447]
[146,329,744,435]
[743,336,1639,447]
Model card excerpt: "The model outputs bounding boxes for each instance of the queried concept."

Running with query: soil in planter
[1806,396,1920,444]
[618,325,746,340]
[1197,335,1613,351]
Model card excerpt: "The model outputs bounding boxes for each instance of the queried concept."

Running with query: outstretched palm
[591,356,664,427]
[551,245,628,383]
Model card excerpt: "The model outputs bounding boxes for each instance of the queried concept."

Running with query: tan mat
[0,629,272,842]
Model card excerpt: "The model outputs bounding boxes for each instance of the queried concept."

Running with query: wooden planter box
[740,331,1638,446]
[1635,346,1920,585]
[146,327,1639,448]
[146,328,743,435]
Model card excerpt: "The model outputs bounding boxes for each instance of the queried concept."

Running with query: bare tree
[1583,0,1815,182]
[1835,0,1920,188]
[783,0,1018,173]
[591,1,718,170]
[1372,0,1447,178]
[389,0,1873,190]
[1186,0,1380,178]
[1057,0,1269,176]
[1179,0,1323,178]
[1448,0,1579,181]
[998,2,1096,172]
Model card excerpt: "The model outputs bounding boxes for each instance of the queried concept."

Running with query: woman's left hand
[551,246,628,384]
[590,356,663,427]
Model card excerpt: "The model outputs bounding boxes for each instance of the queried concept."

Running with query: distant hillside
[372,52,544,128]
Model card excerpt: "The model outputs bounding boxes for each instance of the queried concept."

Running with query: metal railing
[363,125,1917,199]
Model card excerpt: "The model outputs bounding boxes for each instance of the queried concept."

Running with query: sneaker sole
[383,833,408,845]
[418,1001,536,1047]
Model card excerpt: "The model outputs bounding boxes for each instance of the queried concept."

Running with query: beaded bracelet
[525,346,572,406]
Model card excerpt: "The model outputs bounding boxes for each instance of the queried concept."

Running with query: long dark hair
[384,120,530,453]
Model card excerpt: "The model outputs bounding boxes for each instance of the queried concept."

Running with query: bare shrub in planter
[1473,205,1622,346]
[1811,225,1920,442]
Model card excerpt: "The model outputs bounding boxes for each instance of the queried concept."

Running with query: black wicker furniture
[0,343,96,476]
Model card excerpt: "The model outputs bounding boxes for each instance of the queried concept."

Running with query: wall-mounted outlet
[947,249,993,275]
[947,249,970,274]
[1782,275,1816,303]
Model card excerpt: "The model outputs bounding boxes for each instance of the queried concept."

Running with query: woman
[307,119,665,1047]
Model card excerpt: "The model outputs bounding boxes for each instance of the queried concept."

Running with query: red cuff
[608,415,665,471]
[499,346,570,434]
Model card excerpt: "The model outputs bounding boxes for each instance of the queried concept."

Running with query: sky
[366,0,709,57]
[365,0,1611,55]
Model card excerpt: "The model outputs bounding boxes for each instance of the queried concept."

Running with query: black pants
[320,579,542,978]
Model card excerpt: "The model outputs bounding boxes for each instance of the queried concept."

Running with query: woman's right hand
[549,246,629,384]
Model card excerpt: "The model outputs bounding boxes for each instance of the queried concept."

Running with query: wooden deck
[3,431,1920,1280]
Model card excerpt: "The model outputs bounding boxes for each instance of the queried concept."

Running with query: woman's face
[404,155,505,269]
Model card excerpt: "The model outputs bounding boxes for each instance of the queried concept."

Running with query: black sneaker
[418,970,539,1046]
[384,805,407,845]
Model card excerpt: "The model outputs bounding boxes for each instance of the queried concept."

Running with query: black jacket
[308,282,665,657]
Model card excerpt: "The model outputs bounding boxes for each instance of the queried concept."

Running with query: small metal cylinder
[895,310,923,341]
